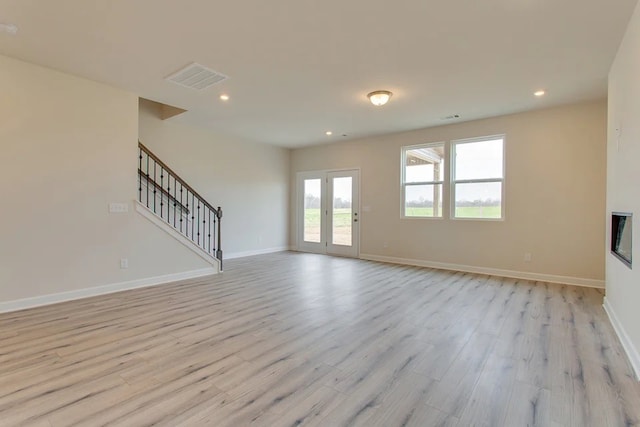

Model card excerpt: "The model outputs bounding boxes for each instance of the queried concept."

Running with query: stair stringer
[134,200,221,273]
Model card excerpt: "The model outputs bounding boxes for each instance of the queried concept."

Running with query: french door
[297,170,360,257]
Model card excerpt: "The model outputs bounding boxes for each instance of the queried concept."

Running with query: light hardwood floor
[1,252,639,426]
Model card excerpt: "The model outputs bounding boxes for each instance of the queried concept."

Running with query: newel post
[216,206,223,271]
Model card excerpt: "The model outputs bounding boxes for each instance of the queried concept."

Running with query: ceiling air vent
[165,63,229,91]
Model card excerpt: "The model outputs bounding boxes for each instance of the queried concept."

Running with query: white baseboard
[603,297,640,381]
[226,246,290,260]
[359,253,605,289]
[135,201,220,270]
[0,267,217,314]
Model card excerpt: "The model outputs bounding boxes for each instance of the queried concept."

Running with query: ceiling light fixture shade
[368,90,392,106]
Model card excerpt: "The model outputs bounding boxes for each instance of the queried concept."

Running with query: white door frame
[326,170,360,257]
[296,169,360,257]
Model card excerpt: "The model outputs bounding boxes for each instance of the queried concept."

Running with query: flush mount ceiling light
[367,90,393,106]
[534,90,546,97]
[220,94,230,101]
[325,131,333,136]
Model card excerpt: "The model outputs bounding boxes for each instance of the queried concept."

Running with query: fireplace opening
[611,212,632,269]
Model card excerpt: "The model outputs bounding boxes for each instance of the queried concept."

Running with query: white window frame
[401,142,445,219]
[450,134,506,221]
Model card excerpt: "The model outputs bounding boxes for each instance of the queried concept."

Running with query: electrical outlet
[524,252,532,262]
[120,258,129,269]
[383,241,388,248]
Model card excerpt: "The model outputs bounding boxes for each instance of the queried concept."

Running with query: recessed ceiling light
[534,90,546,97]
[0,23,18,35]
[220,94,230,101]
[326,131,333,136]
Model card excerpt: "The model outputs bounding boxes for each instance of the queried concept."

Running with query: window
[401,135,505,220]
[402,142,445,217]
[451,136,504,219]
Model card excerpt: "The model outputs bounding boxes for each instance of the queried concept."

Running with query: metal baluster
[197,201,201,246]
[208,209,211,254]
[202,206,206,249]
[160,167,164,220]
[138,147,143,203]
[216,207,223,270]
[166,172,170,223]
[153,161,157,213]
[191,193,195,242]
[180,184,184,233]
[173,176,177,228]
[146,153,150,208]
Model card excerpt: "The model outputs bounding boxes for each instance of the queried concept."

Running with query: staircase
[137,142,223,270]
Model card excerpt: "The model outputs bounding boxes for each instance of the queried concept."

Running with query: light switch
[109,203,129,213]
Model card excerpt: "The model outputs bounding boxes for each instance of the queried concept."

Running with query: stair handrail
[139,142,220,217]
[138,141,223,269]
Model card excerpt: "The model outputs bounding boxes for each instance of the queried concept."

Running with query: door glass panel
[303,179,321,243]
[332,177,352,246]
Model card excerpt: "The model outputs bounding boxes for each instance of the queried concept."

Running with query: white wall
[0,55,213,306]
[138,99,290,258]
[606,0,640,378]
[291,100,607,286]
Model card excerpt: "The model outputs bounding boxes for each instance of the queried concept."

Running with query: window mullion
[453,178,503,185]
[404,181,443,186]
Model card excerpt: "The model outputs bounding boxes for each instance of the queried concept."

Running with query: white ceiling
[0,0,637,147]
